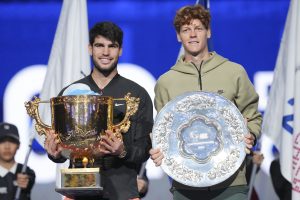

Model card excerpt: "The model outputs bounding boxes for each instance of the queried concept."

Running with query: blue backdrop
[0,0,289,122]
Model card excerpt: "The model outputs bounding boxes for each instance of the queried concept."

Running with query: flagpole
[247,163,258,200]
[14,136,34,200]
[138,162,147,178]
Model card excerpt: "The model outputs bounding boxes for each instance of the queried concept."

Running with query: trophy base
[57,167,102,198]
[55,187,103,198]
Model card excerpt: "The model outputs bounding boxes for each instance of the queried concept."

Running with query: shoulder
[58,76,91,96]
[220,57,244,70]
[218,58,248,77]
[117,76,150,97]
[156,69,177,86]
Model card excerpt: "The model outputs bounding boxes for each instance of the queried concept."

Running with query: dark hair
[173,5,211,33]
[89,21,123,47]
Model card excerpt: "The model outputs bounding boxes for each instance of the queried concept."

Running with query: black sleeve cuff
[48,154,67,163]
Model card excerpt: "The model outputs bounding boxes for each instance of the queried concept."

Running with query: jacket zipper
[192,61,203,90]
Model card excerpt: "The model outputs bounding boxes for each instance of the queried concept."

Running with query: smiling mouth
[189,41,199,44]
[99,58,112,64]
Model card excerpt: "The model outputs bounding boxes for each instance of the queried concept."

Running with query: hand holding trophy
[44,129,63,159]
[25,93,139,195]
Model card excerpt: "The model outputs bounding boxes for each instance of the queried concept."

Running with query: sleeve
[122,89,154,164]
[48,154,67,163]
[23,166,36,193]
[234,67,262,139]
[154,79,170,113]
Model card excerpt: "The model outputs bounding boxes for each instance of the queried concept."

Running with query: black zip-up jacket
[49,73,153,200]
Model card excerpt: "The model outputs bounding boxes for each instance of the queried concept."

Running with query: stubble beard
[92,57,118,77]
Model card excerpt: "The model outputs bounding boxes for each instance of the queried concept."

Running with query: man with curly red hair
[150,5,262,200]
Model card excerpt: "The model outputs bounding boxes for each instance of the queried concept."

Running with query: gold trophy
[25,93,139,197]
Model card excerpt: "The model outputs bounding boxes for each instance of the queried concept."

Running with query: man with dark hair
[44,21,153,200]
[150,5,262,200]
[0,122,35,200]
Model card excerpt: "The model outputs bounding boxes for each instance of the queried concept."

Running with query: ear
[176,33,182,42]
[88,44,92,56]
[119,47,123,56]
[207,28,211,39]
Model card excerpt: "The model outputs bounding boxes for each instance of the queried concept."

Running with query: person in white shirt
[0,122,35,200]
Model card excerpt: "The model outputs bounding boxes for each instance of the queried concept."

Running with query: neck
[184,51,210,65]
[0,159,15,170]
[91,68,118,89]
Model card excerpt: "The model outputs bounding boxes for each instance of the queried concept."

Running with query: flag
[36,0,90,144]
[260,0,300,198]
[34,0,90,188]
[252,135,280,200]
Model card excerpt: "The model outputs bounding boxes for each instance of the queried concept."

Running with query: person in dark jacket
[0,122,35,200]
[44,21,153,200]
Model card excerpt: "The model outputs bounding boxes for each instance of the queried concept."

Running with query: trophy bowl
[25,93,139,193]
[25,93,139,161]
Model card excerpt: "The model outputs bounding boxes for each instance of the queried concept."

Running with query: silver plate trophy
[152,91,248,187]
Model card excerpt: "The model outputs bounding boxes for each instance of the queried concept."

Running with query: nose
[103,46,109,56]
[3,141,11,148]
[190,29,196,37]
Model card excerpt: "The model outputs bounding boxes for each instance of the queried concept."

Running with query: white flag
[36,0,90,144]
[261,0,300,198]
[34,0,90,189]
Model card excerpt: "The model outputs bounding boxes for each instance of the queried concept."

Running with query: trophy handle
[25,96,52,135]
[109,93,140,139]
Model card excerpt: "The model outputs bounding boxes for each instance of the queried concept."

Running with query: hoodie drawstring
[191,61,203,90]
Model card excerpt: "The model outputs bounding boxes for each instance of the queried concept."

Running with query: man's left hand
[99,130,125,156]
[244,133,255,154]
[244,118,256,154]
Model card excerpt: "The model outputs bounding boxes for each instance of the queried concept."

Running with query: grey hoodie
[154,51,262,189]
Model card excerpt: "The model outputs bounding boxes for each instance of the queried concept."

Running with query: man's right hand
[44,129,63,159]
[149,148,164,167]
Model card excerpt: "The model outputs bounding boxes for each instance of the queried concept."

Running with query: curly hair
[173,5,211,33]
[89,21,123,47]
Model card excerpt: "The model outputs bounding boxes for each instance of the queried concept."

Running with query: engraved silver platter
[152,91,248,187]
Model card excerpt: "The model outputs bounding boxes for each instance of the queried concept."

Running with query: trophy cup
[25,93,139,197]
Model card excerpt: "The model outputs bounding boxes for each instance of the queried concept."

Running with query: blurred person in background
[0,122,35,200]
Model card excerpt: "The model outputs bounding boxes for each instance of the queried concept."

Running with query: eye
[195,27,205,31]
[181,28,189,33]
[94,43,104,48]
[109,44,119,48]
